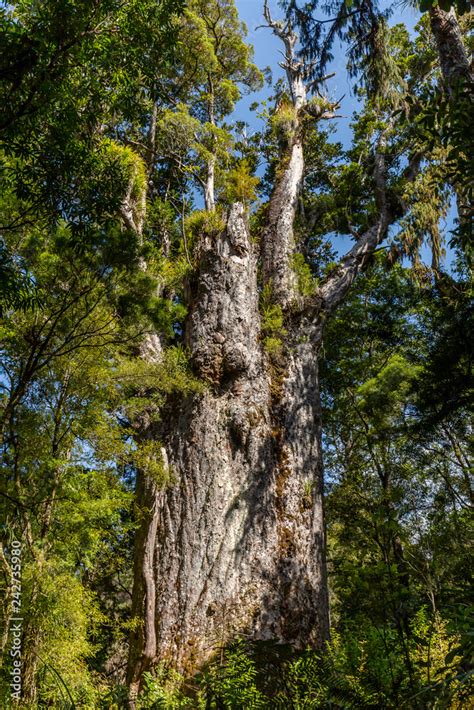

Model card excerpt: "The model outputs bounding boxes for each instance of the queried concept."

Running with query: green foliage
[185,209,226,246]
[419,0,471,14]
[154,0,263,205]
[398,153,450,271]
[118,625,470,709]
[320,259,472,708]
[259,283,287,356]
[159,255,194,293]
[178,0,263,121]
[138,667,198,708]
[269,100,298,146]
[414,273,473,421]
[0,0,182,240]
[114,345,206,424]
[356,353,422,430]
[0,239,37,314]
[156,103,233,189]
[0,211,201,704]
[408,76,474,259]
[222,160,260,204]
[22,561,105,708]
[291,253,318,297]
[101,139,147,227]
[281,0,394,98]
[131,441,172,487]
[201,643,267,709]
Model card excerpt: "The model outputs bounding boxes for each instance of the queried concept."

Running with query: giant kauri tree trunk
[126,4,405,701]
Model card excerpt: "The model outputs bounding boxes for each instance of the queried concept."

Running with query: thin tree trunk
[0,544,13,664]
[127,460,162,705]
[204,75,217,212]
[21,580,41,705]
[204,157,216,212]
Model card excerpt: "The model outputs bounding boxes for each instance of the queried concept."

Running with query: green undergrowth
[97,616,470,709]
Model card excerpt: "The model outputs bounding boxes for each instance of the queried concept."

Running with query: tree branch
[318,129,391,313]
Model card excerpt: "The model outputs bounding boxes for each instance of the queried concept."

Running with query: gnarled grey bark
[428,6,473,238]
[142,203,329,672]
[429,6,473,94]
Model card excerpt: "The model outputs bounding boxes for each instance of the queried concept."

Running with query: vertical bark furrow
[276,321,329,645]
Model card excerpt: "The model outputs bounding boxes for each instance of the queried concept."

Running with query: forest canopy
[0,0,472,708]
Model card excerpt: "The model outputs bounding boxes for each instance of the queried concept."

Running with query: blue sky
[234,0,422,143]
[233,0,456,268]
